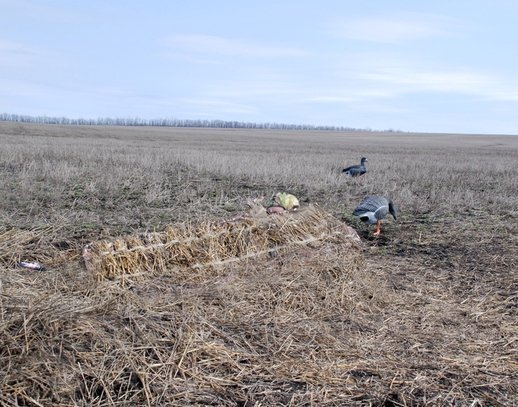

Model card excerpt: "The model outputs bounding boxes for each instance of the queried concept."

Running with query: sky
[1,0,518,134]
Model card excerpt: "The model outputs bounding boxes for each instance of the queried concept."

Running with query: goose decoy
[353,195,397,236]
[342,157,368,177]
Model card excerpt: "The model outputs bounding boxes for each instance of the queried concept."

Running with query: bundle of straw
[84,205,361,281]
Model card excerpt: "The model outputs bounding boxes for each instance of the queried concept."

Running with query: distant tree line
[0,112,399,132]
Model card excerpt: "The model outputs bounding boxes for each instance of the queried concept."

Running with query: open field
[0,122,517,406]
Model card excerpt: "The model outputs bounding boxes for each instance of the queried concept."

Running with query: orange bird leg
[373,220,381,236]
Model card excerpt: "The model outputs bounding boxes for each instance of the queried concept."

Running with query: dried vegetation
[0,122,517,406]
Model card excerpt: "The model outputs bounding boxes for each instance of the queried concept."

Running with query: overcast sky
[2,0,518,134]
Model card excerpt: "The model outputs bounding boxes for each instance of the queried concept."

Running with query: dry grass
[83,205,360,282]
[0,122,517,405]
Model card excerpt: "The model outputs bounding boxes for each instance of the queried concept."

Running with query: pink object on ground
[267,206,285,215]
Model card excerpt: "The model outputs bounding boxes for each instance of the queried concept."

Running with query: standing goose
[342,157,368,177]
[353,196,397,236]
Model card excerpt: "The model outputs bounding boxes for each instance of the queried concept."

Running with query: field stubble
[0,122,517,406]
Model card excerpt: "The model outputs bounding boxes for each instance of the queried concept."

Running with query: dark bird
[353,195,397,236]
[342,157,368,177]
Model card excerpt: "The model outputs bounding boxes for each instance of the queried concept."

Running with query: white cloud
[332,13,456,43]
[306,89,397,103]
[178,97,257,115]
[0,39,37,67]
[1,0,87,24]
[161,34,310,58]
[359,66,518,101]
[301,50,518,105]
[203,79,304,99]
[0,77,51,97]
[360,68,490,92]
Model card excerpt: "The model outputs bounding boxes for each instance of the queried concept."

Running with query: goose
[342,157,368,177]
[353,195,397,236]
